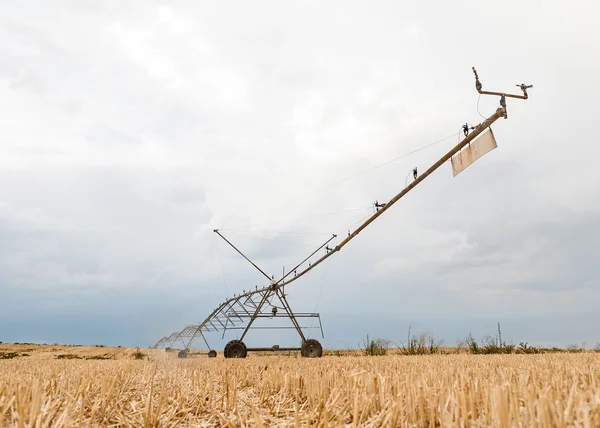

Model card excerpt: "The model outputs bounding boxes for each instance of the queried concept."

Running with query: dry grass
[0,345,599,427]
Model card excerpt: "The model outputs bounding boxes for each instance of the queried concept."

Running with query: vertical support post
[318,316,324,339]
[275,288,307,342]
[240,288,274,341]
[199,331,211,351]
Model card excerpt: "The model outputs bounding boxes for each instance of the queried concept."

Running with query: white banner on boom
[451,128,497,177]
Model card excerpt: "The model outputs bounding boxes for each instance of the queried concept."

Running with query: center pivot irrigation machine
[153,68,532,358]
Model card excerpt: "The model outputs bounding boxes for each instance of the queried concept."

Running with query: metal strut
[267,109,506,291]
[213,229,272,281]
[473,67,532,100]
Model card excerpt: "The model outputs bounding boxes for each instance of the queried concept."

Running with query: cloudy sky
[1,0,599,349]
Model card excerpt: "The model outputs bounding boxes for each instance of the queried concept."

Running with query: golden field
[1,344,599,427]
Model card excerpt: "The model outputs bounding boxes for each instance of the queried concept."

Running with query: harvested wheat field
[1,345,599,427]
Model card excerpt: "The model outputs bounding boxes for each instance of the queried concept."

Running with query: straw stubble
[1,353,599,426]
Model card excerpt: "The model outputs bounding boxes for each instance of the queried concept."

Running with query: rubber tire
[224,340,247,359]
[177,349,188,359]
[207,350,217,358]
[301,339,323,358]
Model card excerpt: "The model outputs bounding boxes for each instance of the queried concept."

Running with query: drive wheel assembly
[224,340,247,358]
[207,349,217,358]
[177,349,189,359]
[301,339,323,358]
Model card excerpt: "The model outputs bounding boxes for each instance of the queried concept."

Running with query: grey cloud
[1,0,599,348]
[0,168,212,295]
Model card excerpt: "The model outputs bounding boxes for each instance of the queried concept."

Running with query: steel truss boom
[179,284,323,350]
[271,104,508,290]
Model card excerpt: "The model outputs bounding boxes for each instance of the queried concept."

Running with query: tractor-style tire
[224,340,247,359]
[177,349,189,359]
[207,350,217,358]
[301,339,323,358]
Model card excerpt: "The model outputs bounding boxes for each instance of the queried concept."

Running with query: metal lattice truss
[153,231,337,351]
[152,336,169,348]
[153,283,323,351]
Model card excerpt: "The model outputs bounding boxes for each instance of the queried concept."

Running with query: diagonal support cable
[214,229,272,281]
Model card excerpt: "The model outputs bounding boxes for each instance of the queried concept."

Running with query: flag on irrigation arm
[451,128,498,177]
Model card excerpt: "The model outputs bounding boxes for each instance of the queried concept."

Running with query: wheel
[301,339,323,358]
[177,349,188,359]
[223,340,247,359]
[301,339,322,358]
[207,349,217,358]
[224,340,247,358]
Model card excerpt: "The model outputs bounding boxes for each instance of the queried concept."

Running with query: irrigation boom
[153,68,532,358]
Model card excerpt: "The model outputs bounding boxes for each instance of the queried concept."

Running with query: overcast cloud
[1,0,599,349]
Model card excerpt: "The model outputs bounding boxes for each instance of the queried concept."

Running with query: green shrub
[517,342,539,354]
[361,335,389,356]
[480,334,505,354]
[133,348,146,360]
[86,354,113,360]
[0,352,20,359]
[503,343,516,353]
[403,332,444,355]
[400,324,444,355]
[459,333,516,355]
[464,334,480,354]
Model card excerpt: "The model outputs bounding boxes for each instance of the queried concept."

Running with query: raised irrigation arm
[274,69,532,290]
[273,106,506,288]
[336,109,504,247]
